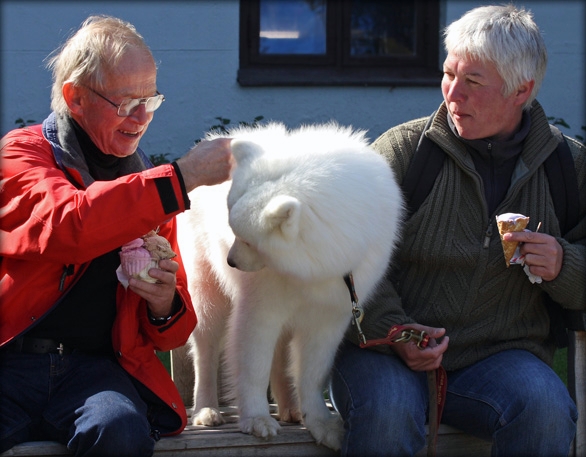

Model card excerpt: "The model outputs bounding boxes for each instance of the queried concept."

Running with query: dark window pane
[239,0,441,86]
[350,1,416,57]
[259,0,327,55]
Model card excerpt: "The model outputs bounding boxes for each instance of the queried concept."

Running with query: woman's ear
[513,80,535,107]
[62,81,83,116]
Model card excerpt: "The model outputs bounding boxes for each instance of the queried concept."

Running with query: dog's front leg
[226,298,284,439]
[291,309,348,451]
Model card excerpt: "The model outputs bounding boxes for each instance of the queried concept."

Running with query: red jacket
[0,115,196,435]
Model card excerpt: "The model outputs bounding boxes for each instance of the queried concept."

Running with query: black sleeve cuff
[171,161,191,210]
[148,293,183,326]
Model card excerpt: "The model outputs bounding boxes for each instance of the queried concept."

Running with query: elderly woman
[0,16,232,456]
[329,5,585,457]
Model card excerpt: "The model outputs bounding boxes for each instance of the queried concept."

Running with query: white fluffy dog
[176,122,403,450]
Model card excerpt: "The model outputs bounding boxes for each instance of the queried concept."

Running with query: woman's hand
[503,231,563,281]
[391,324,449,371]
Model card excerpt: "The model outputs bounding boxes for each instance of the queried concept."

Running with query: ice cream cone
[496,213,530,267]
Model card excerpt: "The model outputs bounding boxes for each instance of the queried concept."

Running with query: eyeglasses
[83,85,165,117]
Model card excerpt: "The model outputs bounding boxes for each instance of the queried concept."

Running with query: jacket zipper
[59,264,75,291]
[483,224,493,248]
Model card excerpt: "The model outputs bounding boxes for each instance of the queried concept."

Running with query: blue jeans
[0,352,155,457]
[329,341,577,457]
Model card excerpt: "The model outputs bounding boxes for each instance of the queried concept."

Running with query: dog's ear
[263,196,300,241]
[231,139,264,167]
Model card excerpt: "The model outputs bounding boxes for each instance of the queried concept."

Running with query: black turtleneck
[447,112,531,216]
[71,118,122,181]
[27,119,122,355]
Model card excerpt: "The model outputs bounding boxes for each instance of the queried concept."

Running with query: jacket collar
[42,112,152,188]
[447,111,531,165]
[428,100,558,169]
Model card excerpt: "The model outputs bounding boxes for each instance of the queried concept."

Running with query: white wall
[1,0,584,161]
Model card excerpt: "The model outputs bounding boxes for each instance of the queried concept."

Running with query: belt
[2,337,73,355]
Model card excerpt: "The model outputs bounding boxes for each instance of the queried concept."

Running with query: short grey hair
[46,15,154,116]
[444,4,547,110]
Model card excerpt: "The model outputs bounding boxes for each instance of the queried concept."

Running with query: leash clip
[394,329,430,349]
[359,325,430,350]
[351,305,366,345]
[344,273,367,345]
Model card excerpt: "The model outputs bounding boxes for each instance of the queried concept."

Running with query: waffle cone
[496,214,530,267]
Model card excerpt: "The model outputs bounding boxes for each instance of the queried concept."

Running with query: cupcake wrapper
[134,262,160,283]
[121,257,158,279]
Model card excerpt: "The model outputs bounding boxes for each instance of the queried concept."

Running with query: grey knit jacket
[348,101,586,370]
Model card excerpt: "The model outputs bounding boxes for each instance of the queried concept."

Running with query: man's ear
[513,80,535,107]
[62,81,84,116]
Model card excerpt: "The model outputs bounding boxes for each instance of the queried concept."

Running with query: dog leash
[344,273,447,457]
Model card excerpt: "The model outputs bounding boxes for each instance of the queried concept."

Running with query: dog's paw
[240,415,281,439]
[192,407,225,426]
[278,406,303,423]
[305,413,344,451]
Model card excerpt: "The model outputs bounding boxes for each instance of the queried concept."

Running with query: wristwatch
[148,295,181,325]
[148,310,173,325]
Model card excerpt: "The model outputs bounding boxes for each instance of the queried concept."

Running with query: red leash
[344,273,447,457]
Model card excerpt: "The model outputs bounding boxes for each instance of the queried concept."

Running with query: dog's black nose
[227,257,236,268]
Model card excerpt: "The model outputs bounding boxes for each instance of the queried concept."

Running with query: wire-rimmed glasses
[83,85,165,117]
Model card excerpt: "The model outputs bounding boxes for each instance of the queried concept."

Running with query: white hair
[46,15,154,116]
[444,4,547,110]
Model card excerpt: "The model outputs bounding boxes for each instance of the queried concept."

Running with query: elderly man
[0,15,232,456]
[329,5,585,457]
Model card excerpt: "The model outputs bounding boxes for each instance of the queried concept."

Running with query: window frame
[238,0,442,87]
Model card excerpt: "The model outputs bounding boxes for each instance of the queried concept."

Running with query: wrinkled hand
[128,258,178,318]
[503,231,563,281]
[391,324,448,371]
[176,138,234,192]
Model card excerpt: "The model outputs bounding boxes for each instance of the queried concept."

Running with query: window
[238,0,441,87]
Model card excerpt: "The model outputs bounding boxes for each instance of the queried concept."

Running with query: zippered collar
[448,111,531,165]
[426,101,561,222]
[428,101,559,183]
[41,111,153,189]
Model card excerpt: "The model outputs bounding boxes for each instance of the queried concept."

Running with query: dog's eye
[236,237,252,248]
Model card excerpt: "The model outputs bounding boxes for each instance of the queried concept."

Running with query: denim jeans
[0,352,155,457]
[329,341,577,457]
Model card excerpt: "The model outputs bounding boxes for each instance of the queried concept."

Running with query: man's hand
[128,258,178,318]
[503,231,563,281]
[391,324,448,371]
[176,138,234,192]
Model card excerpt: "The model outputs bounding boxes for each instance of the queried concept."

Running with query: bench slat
[0,423,491,457]
[0,409,335,457]
[0,441,70,457]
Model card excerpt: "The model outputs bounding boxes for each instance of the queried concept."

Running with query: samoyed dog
[176,122,403,450]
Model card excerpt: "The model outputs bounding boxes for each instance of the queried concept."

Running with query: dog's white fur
[176,122,403,450]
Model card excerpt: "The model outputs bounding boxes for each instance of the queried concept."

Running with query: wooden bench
[2,330,584,457]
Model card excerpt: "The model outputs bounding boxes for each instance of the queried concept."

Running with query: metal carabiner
[351,305,366,345]
[392,329,429,349]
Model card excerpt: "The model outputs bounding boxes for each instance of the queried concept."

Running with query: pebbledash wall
[1,0,584,160]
